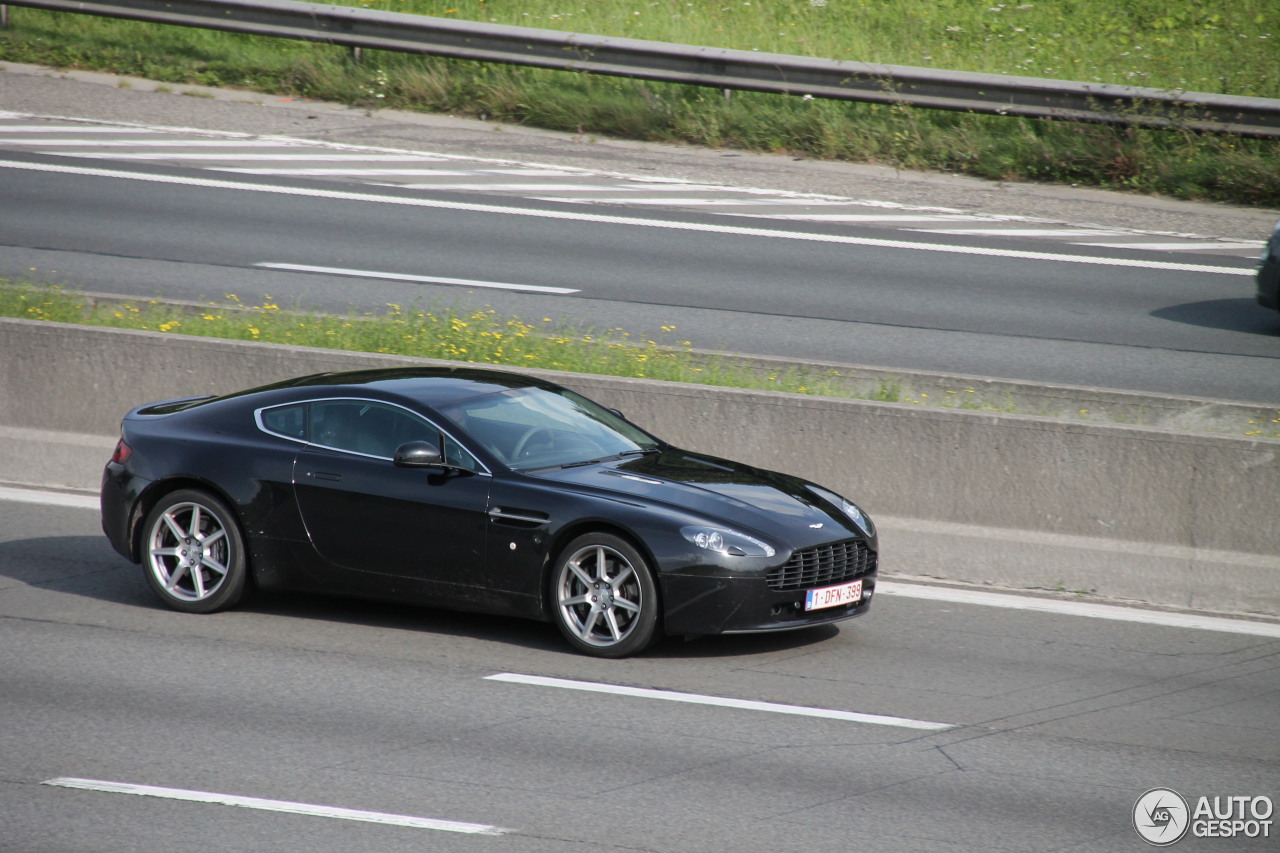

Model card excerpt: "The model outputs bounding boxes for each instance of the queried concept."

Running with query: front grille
[767,539,875,591]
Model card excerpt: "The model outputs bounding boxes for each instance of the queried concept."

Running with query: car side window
[260,403,306,439]
[261,399,483,472]
[315,401,487,472]
[309,400,436,459]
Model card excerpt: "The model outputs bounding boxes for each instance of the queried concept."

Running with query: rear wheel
[551,533,659,658]
[141,489,249,613]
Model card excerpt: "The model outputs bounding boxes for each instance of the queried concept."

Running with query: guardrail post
[349,44,362,65]
[1,6,10,29]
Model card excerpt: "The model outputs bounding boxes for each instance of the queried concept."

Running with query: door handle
[309,471,342,482]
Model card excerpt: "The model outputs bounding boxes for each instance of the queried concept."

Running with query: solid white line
[72,153,439,162]
[0,159,1250,276]
[255,263,579,294]
[734,214,993,222]
[911,228,1128,237]
[535,197,851,206]
[0,126,162,133]
[485,673,954,730]
[1080,241,1264,251]
[41,778,507,835]
[877,582,1280,638]
[3,487,1272,637]
[0,486,98,510]
[364,182,620,191]
[222,168,582,177]
[0,139,301,147]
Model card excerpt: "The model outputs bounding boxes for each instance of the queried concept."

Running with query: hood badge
[810,522,824,529]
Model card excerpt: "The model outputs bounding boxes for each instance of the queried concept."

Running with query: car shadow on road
[0,536,846,659]
[1151,298,1280,335]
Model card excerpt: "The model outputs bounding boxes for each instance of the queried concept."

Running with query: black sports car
[101,367,878,657]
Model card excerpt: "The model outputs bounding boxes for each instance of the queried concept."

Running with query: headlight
[681,526,775,557]
[841,499,875,537]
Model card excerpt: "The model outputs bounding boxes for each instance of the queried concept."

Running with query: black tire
[550,533,660,658]
[140,488,249,614]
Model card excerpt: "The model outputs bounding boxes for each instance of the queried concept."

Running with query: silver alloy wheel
[146,500,231,602]
[555,543,644,648]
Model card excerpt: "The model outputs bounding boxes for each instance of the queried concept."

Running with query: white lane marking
[533,196,861,206]
[41,778,507,835]
[255,263,579,294]
[733,214,996,222]
[0,160,1251,276]
[485,673,953,730]
[1080,241,1265,252]
[0,126,163,133]
[4,487,1274,637]
[911,228,1129,237]
[370,182,627,191]
[68,153,441,162]
[0,486,98,510]
[0,139,309,147]
[220,168,583,177]
[877,582,1280,638]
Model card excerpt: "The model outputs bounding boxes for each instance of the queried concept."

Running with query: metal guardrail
[5,0,1280,138]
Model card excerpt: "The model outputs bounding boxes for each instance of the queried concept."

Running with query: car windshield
[437,386,660,471]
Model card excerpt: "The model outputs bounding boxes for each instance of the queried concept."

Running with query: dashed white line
[485,673,954,730]
[255,262,580,294]
[41,778,508,835]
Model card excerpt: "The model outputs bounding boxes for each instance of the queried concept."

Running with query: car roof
[135,367,559,417]
[276,366,555,407]
[259,363,560,407]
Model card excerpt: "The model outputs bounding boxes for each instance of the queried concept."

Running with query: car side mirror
[393,440,444,468]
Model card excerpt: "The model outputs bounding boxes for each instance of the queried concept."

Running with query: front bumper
[660,569,877,636]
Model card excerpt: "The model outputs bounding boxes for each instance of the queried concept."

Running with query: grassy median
[1,1,1276,205]
[0,279,870,398]
[6,279,1279,436]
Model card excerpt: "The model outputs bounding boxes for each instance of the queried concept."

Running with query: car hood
[531,450,869,546]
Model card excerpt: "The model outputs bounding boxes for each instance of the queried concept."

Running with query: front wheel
[141,489,249,613]
[550,533,660,658]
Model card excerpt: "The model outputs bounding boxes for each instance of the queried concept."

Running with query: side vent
[487,506,550,529]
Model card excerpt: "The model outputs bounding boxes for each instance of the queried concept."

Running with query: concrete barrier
[3,317,1277,618]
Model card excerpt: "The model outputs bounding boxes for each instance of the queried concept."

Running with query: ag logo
[1134,788,1190,846]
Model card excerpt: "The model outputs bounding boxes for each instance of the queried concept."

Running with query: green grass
[1,1,1277,204]
[0,279,859,396]
[6,279,1279,436]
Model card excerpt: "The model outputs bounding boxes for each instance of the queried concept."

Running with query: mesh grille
[767,539,875,592]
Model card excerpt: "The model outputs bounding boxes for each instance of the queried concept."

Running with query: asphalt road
[2,494,1277,852]
[1,150,1277,403]
[1,66,1278,851]
[1,66,1278,405]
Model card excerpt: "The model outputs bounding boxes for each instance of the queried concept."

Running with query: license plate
[804,579,863,611]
